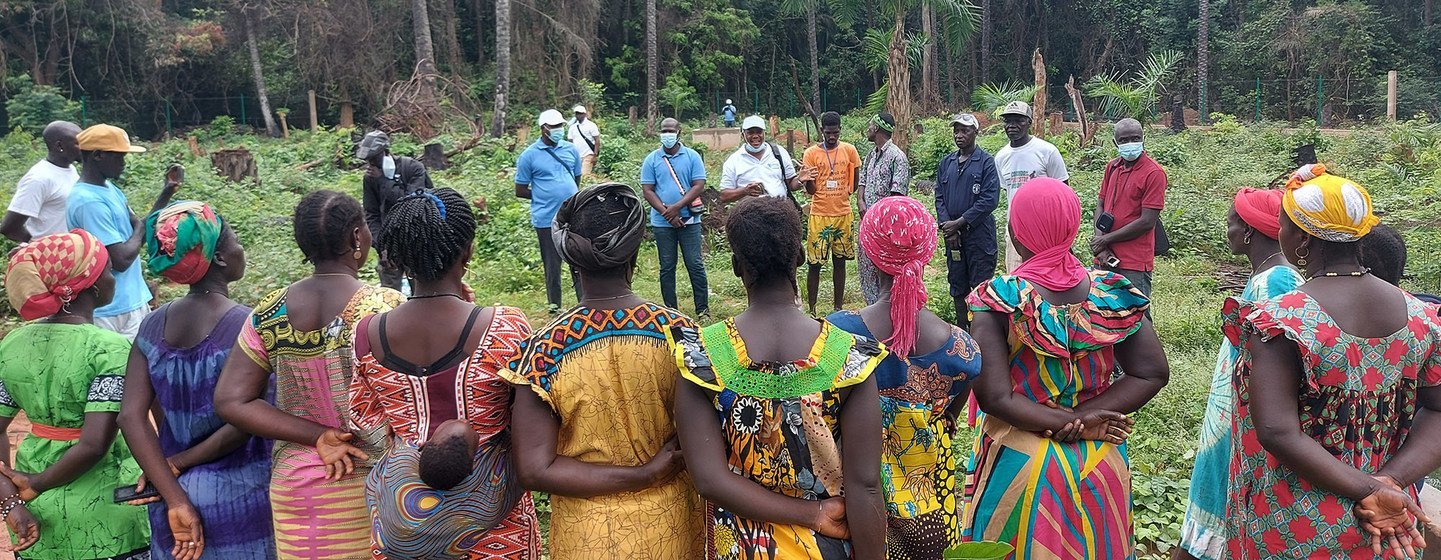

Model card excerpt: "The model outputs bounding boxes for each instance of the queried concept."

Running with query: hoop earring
[1243,230,1252,245]
[1295,246,1309,268]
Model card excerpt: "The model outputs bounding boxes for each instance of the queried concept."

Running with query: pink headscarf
[1010,177,1088,291]
[859,196,937,359]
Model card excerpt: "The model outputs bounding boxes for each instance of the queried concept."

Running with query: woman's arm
[1378,384,1441,487]
[167,426,249,472]
[511,388,678,497]
[970,311,1078,432]
[839,377,885,560]
[117,346,190,506]
[215,340,329,446]
[0,411,120,499]
[674,382,838,531]
[1074,318,1170,415]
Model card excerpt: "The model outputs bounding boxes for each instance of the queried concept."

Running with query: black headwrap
[551,182,646,272]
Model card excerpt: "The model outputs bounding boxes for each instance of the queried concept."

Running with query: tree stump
[340,102,355,129]
[187,136,206,158]
[420,142,449,170]
[212,148,259,185]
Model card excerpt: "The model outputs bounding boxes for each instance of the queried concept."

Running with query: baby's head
[418,419,478,491]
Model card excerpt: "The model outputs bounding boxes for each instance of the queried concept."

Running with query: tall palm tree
[858,0,976,148]
[1197,0,1210,124]
[490,0,510,137]
[241,6,278,137]
[645,0,658,134]
[778,0,822,115]
[411,0,439,107]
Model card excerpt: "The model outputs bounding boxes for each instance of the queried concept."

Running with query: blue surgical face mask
[549,127,566,144]
[1117,141,1144,162]
[744,141,766,154]
[381,155,396,179]
[660,132,679,149]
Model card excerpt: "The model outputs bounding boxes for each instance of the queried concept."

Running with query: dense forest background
[1,0,1439,139]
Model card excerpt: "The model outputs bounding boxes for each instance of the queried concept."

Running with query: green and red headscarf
[5,230,110,321]
[145,201,225,284]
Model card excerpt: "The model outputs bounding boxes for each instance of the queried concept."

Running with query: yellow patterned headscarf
[1282,164,1379,243]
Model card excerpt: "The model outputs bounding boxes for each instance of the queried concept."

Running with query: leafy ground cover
[2,114,1438,557]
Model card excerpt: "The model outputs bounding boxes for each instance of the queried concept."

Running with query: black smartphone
[1096,212,1115,233]
[114,484,160,504]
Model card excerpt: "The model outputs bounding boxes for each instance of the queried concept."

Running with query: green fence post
[1255,78,1262,123]
[239,93,247,125]
[1316,74,1324,125]
[80,95,87,127]
[754,90,760,115]
[164,101,173,137]
[856,88,861,110]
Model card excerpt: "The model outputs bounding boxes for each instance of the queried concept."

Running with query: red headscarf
[859,196,936,359]
[1010,178,1088,291]
[1233,187,1284,240]
[5,230,111,321]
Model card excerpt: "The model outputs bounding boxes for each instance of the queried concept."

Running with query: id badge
[825,180,840,190]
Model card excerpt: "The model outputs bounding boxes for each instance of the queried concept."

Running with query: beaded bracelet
[0,493,25,520]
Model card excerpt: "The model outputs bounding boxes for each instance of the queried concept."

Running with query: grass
[1,113,1439,558]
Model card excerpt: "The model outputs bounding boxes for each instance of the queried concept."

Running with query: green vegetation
[2,114,1440,557]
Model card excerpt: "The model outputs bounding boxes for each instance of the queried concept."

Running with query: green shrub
[4,74,81,134]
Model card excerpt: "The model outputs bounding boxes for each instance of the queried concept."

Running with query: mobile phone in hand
[166,163,185,185]
[114,484,160,504]
[1106,255,1121,268]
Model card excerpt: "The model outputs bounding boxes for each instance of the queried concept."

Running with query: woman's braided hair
[293,190,365,263]
[378,188,476,282]
[726,197,803,284]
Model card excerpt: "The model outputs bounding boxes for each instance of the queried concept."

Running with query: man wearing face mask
[718,115,813,203]
[640,117,710,316]
[515,109,583,313]
[1090,117,1167,297]
[358,130,434,290]
[936,112,999,328]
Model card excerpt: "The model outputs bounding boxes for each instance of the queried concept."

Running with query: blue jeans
[653,224,709,313]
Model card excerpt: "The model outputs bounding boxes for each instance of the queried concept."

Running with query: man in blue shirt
[935,113,999,328]
[721,100,737,128]
[515,109,582,313]
[640,117,709,316]
[66,124,178,340]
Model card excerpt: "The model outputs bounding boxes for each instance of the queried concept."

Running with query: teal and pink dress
[135,304,276,559]
[959,271,1149,560]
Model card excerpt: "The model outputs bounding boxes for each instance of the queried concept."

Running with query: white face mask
[381,155,396,179]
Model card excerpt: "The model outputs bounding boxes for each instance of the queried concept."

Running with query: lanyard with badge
[822,146,842,192]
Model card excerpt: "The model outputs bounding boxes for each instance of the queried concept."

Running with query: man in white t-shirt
[994,101,1069,270]
[2,121,81,242]
[567,104,602,176]
[719,115,814,203]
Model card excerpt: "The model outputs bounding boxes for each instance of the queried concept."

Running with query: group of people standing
[0,108,1438,560]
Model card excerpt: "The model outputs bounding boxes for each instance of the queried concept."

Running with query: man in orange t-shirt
[801,111,862,316]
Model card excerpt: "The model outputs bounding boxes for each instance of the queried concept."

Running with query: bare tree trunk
[1030,49,1046,137]
[885,8,912,149]
[980,0,992,84]
[807,3,820,113]
[244,10,279,137]
[490,0,511,137]
[439,0,464,75]
[1197,0,1210,123]
[921,0,939,112]
[645,0,658,133]
[411,0,440,106]
[473,0,487,66]
[1427,0,1433,26]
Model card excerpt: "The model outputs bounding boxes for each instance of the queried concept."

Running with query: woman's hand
[167,502,205,560]
[1077,410,1133,444]
[811,497,849,539]
[1354,477,1429,559]
[643,437,685,487]
[125,474,163,506]
[0,464,39,502]
[315,429,369,482]
[3,503,38,551]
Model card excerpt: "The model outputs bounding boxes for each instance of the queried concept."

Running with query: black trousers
[536,227,581,308]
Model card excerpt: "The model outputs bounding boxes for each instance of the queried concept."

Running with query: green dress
[0,323,149,559]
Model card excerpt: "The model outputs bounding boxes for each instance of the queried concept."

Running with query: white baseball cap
[741,115,766,131]
[572,104,587,114]
[1000,101,1032,118]
[726,99,733,104]
[950,113,979,128]
[537,109,566,127]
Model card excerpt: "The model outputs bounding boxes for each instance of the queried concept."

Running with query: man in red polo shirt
[1091,118,1166,298]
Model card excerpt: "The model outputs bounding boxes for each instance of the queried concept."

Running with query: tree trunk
[807,3,820,113]
[980,0,992,84]
[885,8,912,149]
[439,0,464,75]
[244,11,279,138]
[645,0,658,134]
[490,0,511,137]
[1197,0,1210,123]
[1427,0,1433,27]
[411,0,440,106]
[921,0,939,111]
[473,0,487,66]
[1030,49,1046,137]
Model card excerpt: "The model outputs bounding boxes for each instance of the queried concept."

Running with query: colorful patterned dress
[500,304,709,559]
[1223,290,1441,559]
[959,271,1149,560]
[1178,265,1302,559]
[0,323,150,560]
[136,304,276,560]
[350,306,539,559]
[236,285,404,560]
[826,311,983,559]
[673,319,886,560]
